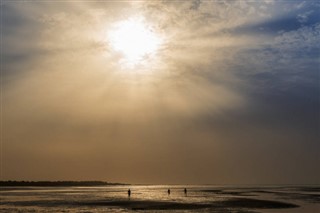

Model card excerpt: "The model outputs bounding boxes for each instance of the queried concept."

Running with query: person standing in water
[167,189,170,195]
[184,188,187,196]
[128,189,131,197]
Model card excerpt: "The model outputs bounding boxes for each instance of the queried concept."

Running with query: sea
[1,185,319,212]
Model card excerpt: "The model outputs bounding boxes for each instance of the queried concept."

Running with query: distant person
[128,189,131,197]
[184,188,187,195]
[168,189,171,195]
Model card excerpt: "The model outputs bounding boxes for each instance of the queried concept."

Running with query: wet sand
[0,194,299,211]
[82,198,298,210]
[1,185,319,212]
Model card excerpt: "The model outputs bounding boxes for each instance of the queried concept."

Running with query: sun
[108,17,162,67]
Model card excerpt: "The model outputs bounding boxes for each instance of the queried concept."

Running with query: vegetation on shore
[0,181,127,187]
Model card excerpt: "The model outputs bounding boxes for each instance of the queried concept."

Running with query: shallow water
[1,185,319,212]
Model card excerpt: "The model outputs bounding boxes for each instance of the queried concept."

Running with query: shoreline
[0,181,128,187]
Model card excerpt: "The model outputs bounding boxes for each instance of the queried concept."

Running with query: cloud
[297,10,314,23]
[2,1,319,184]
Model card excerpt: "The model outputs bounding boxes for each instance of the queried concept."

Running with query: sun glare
[108,17,162,67]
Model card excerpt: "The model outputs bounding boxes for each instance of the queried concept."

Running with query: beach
[1,185,319,212]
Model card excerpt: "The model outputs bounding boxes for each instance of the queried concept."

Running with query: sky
[1,0,319,184]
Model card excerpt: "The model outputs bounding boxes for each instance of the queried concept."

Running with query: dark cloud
[232,4,320,35]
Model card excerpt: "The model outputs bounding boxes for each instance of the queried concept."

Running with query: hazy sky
[1,0,319,184]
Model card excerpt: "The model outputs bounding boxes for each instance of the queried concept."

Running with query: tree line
[0,181,126,186]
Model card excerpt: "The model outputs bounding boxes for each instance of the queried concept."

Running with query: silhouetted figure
[128,189,131,197]
[184,188,187,196]
[168,189,171,195]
